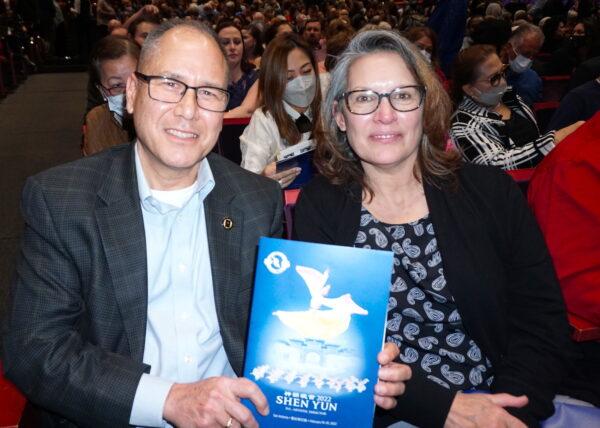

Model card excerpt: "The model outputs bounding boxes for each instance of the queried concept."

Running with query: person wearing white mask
[83,36,139,156]
[240,33,326,188]
[405,26,450,91]
[499,23,545,106]
[450,44,584,170]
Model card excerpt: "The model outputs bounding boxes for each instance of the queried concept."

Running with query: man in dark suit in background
[3,19,409,428]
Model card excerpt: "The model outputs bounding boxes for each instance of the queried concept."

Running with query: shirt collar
[134,141,215,213]
[283,101,312,121]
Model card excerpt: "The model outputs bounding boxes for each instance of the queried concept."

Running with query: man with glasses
[3,19,283,428]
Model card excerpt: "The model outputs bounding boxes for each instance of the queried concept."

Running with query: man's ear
[333,100,347,132]
[126,73,138,115]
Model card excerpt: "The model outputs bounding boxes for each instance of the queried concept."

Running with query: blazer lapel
[95,146,148,362]
[204,156,245,372]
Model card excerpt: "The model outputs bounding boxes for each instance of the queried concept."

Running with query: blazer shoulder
[25,144,132,200]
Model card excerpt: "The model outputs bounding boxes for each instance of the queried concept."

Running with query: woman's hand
[374,342,412,409]
[444,392,528,428]
[262,162,301,189]
[555,120,585,143]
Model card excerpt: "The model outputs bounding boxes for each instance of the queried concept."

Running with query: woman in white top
[240,32,326,188]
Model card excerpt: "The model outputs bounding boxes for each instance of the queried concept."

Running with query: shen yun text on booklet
[243,237,393,427]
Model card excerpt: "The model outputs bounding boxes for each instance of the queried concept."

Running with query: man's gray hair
[324,29,429,147]
[139,18,227,73]
[510,22,545,47]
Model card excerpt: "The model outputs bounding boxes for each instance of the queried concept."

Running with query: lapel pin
[222,217,234,230]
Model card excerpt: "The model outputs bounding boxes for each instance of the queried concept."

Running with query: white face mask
[283,74,316,108]
[419,49,432,64]
[473,81,508,107]
[509,48,532,73]
[106,93,125,123]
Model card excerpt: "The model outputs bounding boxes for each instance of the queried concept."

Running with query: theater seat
[283,188,300,240]
[213,117,251,165]
[506,168,535,194]
[541,75,571,103]
[568,313,600,342]
[0,361,26,428]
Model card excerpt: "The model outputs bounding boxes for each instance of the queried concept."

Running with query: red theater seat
[0,361,26,428]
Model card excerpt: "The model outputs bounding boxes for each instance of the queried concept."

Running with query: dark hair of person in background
[405,26,440,68]
[245,21,264,58]
[471,17,512,53]
[540,16,566,53]
[323,30,354,72]
[262,19,294,46]
[450,44,497,105]
[90,35,141,88]
[215,20,255,73]
[258,32,326,149]
[317,30,460,195]
[128,13,162,40]
[325,17,353,39]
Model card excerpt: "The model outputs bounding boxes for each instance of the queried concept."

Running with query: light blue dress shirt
[130,144,235,427]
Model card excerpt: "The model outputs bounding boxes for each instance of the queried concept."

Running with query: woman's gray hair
[323,29,430,157]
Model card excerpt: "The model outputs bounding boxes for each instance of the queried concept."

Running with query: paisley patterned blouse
[355,208,494,391]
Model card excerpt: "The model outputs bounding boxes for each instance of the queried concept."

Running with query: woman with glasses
[216,21,258,111]
[450,44,583,169]
[294,30,571,427]
[83,36,140,156]
[240,32,326,188]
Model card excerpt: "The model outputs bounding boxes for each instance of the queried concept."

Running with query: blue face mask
[106,93,125,124]
[509,48,532,73]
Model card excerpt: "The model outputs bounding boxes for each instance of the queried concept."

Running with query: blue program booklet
[276,140,315,189]
[243,237,393,428]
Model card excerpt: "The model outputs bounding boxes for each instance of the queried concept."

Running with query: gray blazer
[2,144,283,427]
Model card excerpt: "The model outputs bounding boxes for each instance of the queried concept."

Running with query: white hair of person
[509,22,545,47]
[485,2,503,18]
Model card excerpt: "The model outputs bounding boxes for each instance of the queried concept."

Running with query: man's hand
[374,342,412,409]
[444,392,529,428]
[163,377,269,428]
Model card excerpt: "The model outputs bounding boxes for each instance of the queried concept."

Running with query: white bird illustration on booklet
[272,265,368,340]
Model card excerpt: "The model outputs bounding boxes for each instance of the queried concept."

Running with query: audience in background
[83,35,139,156]
[450,44,583,169]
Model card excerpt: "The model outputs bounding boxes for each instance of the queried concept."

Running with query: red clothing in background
[528,112,600,326]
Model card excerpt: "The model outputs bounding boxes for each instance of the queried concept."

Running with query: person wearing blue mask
[83,36,139,156]
[450,44,584,170]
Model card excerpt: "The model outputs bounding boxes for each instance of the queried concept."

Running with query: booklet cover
[276,140,315,189]
[244,237,393,428]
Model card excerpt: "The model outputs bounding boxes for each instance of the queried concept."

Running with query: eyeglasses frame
[134,71,230,112]
[339,85,427,115]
